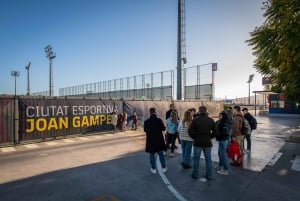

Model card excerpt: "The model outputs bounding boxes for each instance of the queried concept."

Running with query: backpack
[241,117,251,135]
[249,116,257,130]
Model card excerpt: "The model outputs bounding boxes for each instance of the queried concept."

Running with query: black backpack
[241,117,251,135]
[248,115,257,130]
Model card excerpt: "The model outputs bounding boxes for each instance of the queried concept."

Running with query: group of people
[111,111,138,132]
[144,104,256,181]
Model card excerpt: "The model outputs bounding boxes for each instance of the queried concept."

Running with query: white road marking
[267,152,282,166]
[78,137,89,141]
[63,139,75,143]
[156,157,188,201]
[291,155,300,172]
[45,141,58,146]
[24,144,39,149]
[1,147,16,152]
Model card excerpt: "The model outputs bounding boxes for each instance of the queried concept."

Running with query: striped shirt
[178,120,193,141]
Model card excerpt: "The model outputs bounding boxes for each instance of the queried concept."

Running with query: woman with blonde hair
[165,111,179,157]
[178,110,193,168]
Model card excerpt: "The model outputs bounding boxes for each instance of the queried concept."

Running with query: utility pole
[25,62,31,95]
[45,45,56,96]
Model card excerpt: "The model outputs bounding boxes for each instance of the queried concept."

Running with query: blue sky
[0,0,265,99]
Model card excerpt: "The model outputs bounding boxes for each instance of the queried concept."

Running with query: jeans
[150,151,166,169]
[218,140,229,170]
[166,134,176,153]
[245,131,252,150]
[192,146,212,179]
[181,140,193,166]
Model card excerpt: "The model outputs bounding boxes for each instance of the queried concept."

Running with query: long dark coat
[144,114,166,153]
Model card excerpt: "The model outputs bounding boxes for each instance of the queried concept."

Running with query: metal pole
[177,0,182,100]
[26,62,31,96]
[14,76,17,96]
[248,82,250,105]
[212,68,215,101]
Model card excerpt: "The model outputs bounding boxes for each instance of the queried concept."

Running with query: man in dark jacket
[188,106,217,180]
[242,108,255,152]
[144,107,167,174]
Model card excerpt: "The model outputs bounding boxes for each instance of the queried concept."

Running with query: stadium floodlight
[11,71,20,96]
[45,45,56,96]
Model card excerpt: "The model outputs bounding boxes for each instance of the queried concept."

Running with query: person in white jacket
[178,110,193,169]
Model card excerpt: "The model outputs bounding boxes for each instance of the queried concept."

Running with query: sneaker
[150,168,157,174]
[191,174,198,180]
[199,178,207,182]
[169,153,175,157]
[217,170,229,175]
[162,168,168,173]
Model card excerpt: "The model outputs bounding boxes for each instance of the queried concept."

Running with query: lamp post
[11,70,20,144]
[247,74,254,105]
[11,71,20,96]
[25,62,31,96]
[45,45,56,96]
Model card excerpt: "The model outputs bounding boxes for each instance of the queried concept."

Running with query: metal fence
[33,63,216,100]
[184,63,214,100]
[59,70,174,100]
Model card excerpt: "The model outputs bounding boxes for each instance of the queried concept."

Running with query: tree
[247,0,300,102]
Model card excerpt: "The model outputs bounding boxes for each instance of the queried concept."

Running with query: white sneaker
[169,153,175,157]
[199,178,207,182]
[150,168,157,174]
[217,170,229,175]
[162,168,168,173]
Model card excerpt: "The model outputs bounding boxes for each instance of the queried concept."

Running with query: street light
[45,45,56,96]
[247,74,255,105]
[25,62,31,95]
[11,71,20,96]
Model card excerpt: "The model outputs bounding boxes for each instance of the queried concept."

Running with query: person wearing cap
[231,105,243,166]
[188,106,217,180]
[144,107,168,174]
[215,111,230,175]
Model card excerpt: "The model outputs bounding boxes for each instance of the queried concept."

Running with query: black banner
[19,97,123,141]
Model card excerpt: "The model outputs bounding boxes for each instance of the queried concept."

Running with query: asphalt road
[0,116,299,201]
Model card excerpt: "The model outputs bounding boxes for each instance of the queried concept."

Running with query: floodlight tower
[177,0,187,100]
[25,62,31,95]
[11,71,20,96]
[45,45,56,96]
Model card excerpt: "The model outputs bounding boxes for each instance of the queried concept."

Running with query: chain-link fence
[58,70,174,100]
[33,63,215,100]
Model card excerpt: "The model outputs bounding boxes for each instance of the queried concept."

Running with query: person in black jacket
[216,111,230,175]
[144,108,168,174]
[242,108,255,152]
[188,106,217,180]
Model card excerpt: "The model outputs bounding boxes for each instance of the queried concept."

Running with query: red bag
[228,140,242,159]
